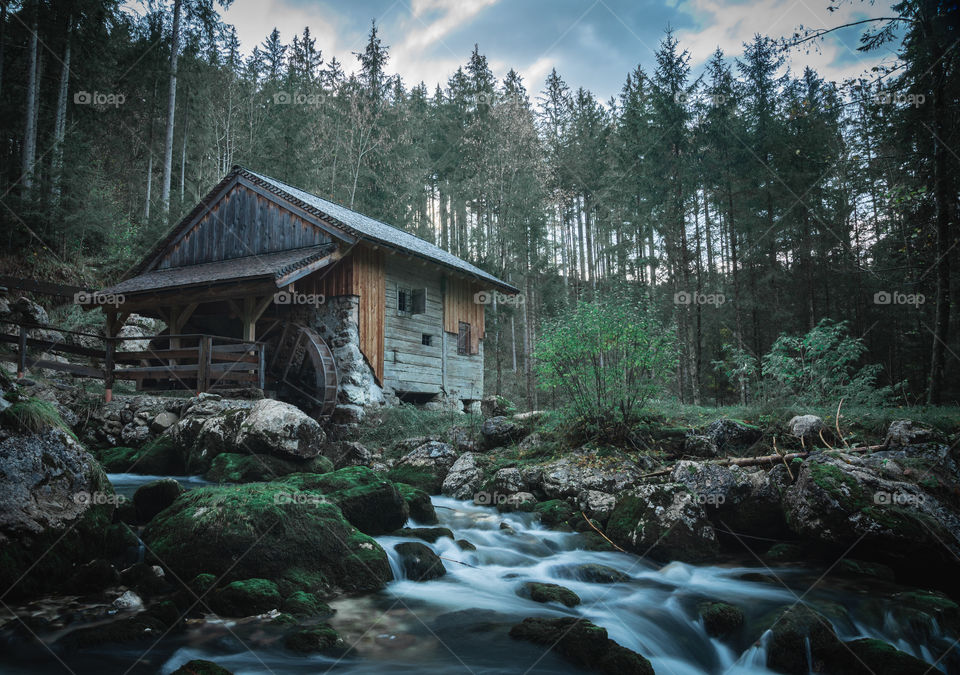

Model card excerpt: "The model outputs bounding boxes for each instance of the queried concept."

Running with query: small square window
[422,334,432,346]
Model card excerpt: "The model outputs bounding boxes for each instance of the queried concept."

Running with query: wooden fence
[0,319,264,400]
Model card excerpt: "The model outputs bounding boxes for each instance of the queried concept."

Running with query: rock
[389,441,459,493]
[211,578,281,616]
[95,436,184,474]
[394,542,446,581]
[120,423,152,447]
[396,483,438,524]
[205,452,332,483]
[684,434,719,458]
[782,453,960,577]
[498,491,537,512]
[704,419,762,454]
[885,419,935,447]
[835,638,931,675]
[606,483,719,562]
[11,296,48,325]
[446,425,478,453]
[788,415,825,443]
[325,441,373,469]
[149,411,179,434]
[172,660,234,675]
[481,416,527,449]
[141,482,392,596]
[698,601,744,638]
[522,581,580,607]
[331,404,365,426]
[551,563,630,584]
[119,562,169,596]
[112,590,144,610]
[392,527,454,543]
[480,395,514,418]
[283,466,408,535]
[539,448,645,499]
[670,460,789,538]
[133,478,184,523]
[0,428,117,598]
[493,467,524,494]
[282,590,332,617]
[69,558,120,592]
[234,399,325,460]
[765,605,842,675]
[509,617,654,675]
[534,499,576,528]
[577,490,616,521]
[285,624,343,653]
[836,558,895,581]
[441,452,484,500]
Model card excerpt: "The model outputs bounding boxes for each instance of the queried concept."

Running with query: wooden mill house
[91,166,518,418]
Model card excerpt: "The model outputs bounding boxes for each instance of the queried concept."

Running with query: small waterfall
[804,636,813,674]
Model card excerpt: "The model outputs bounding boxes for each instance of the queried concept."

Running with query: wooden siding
[158,184,331,269]
[442,277,485,354]
[443,329,484,400]
[383,257,444,393]
[304,245,385,384]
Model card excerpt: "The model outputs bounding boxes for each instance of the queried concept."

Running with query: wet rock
[396,482,438,524]
[112,590,143,610]
[551,563,630,584]
[498,491,537,512]
[133,478,184,523]
[69,558,120,592]
[325,441,373,469]
[885,420,935,447]
[607,483,719,562]
[210,578,281,616]
[704,419,762,454]
[389,441,459,493]
[534,499,576,528]
[141,482,392,596]
[509,617,654,675]
[285,624,343,653]
[493,467,524,494]
[234,399,325,460]
[95,436,184,475]
[522,581,580,607]
[172,660,234,675]
[394,542,446,581]
[788,415,825,443]
[481,416,527,449]
[835,638,930,675]
[577,490,616,521]
[441,452,484,500]
[282,590,332,618]
[204,452,332,483]
[539,448,646,499]
[698,601,744,638]
[765,605,841,675]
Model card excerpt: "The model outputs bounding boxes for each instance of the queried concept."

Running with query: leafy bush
[762,319,893,405]
[534,298,677,430]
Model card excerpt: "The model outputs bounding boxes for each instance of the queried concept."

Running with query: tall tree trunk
[0,1,8,100]
[50,16,73,206]
[160,0,183,220]
[21,4,39,192]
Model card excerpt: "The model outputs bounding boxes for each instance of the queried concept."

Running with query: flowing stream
[1,479,954,674]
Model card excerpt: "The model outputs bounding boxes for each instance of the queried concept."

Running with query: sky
[208,0,902,101]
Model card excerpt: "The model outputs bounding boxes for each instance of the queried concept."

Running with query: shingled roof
[122,166,517,294]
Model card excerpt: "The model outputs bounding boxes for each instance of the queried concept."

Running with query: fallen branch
[439,556,479,569]
[640,443,889,478]
[580,511,627,553]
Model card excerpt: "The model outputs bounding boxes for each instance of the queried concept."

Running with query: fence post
[17,325,27,379]
[104,337,115,403]
[197,335,211,394]
[258,345,265,391]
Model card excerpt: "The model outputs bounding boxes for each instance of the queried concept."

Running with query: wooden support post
[197,335,211,394]
[17,325,27,379]
[257,345,265,390]
[104,337,115,403]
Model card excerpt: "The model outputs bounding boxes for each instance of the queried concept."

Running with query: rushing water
[1,483,954,674]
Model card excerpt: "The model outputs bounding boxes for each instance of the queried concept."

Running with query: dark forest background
[0,0,957,409]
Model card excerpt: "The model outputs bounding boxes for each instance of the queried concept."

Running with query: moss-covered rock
[395,482,438,524]
[388,441,459,494]
[833,638,931,674]
[284,624,343,653]
[534,499,575,528]
[171,660,234,675]
[210,578,281,616]
[606,483,719,562]
[394,542,446,581]
[698,601,744,638]
[283,466,408,535]
[133,477,184,523]
[509,617,654,675]
[836,558,895,581]
[765,605,842,675]
[205,452,333,483]
[281,590,332,618]
[141,482,392,596]
[550,563,630,584]
[522,581,580,607]
[96,435,184,474]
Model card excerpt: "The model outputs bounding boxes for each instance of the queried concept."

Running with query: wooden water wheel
[267,323,338,419]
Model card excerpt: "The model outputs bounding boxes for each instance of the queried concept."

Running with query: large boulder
[0,428,117,598]
[141,481,392,596]
[885,419,936,447]
[509,617,654,675]
[205,452,332,483]
[788,415,825,444]
[764,605,842,675]
[441,452,484,500]
[133,478,184,523]
[396,483,438,524]
[324,441,373,470]
[95,436,184,475]
[683,434,719,458]
[606,483,719,562]
[481,416,527,449]
[538,448,645,499]
[283,466,408,535]
[394,542,446,581]
[388,441,459,494]
[782,453,960,578]
[704,419,762,454]
[210,578,282,617]
[235,399,326,459]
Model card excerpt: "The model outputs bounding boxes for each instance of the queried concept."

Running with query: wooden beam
[274,249,343,288]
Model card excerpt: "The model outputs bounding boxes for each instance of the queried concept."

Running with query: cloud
[223,0,341,59]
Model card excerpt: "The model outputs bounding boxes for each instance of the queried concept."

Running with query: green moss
[391,527,454,543]
[171,659,234,675]
[698,602,744,638]
[281,590,332,617]
[97,435,184,474]
[534,499,575,528]
[395,482,438,524]
[838,638,930,674]
[211,578,281,616]
[523,581,581,607]
[191,573,217,594]
[0,397,74,436]
[386,464,439,493]
[285,624,342,653]
[205,453,332,483]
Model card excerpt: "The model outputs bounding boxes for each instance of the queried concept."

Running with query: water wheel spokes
[269,323,338,419]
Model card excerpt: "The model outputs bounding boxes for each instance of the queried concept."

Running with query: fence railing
[0,319,264,400]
